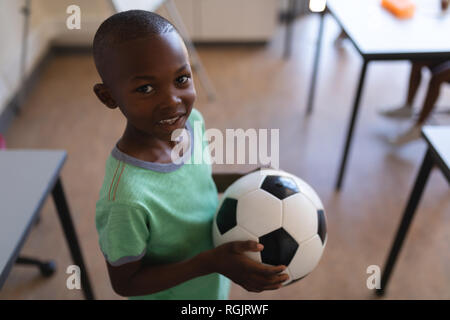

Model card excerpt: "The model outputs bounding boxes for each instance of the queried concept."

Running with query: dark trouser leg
[52,177,95,300]
[335,60,369,190]
[376,149,434,296]
[335,28,348,44]
[416,67,450,124]
[306,10,325,114]
[406,62,424,106]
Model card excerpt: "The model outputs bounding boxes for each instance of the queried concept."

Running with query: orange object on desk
[381,0,416,19]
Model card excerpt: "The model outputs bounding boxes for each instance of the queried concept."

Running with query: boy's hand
[209,240,289,292]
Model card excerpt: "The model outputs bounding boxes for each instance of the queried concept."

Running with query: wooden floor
[1,15,449,300]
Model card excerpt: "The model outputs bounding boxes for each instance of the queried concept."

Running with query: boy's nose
[163,91,182,107]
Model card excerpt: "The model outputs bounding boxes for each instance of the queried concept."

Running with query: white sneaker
[387,125,422,146]
[379,105,413,119]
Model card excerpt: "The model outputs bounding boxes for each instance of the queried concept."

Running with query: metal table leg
[306,10,326,115]
[52,177,95,300]
[283,0,297,60]
[376,148,434,296]
[335,59,369,190]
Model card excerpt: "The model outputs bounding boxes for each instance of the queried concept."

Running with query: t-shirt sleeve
[96,202,149,267]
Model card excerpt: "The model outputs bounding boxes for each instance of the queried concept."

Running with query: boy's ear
[93,83,118,109]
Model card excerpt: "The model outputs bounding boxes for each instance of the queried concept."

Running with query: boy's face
[94,31,196,142]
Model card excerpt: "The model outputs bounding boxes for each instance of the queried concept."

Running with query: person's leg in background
[334,28,348,47]
[388,61,450,145]
[379,61,428,118]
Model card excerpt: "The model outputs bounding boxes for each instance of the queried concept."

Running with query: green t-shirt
[95,108,230,300]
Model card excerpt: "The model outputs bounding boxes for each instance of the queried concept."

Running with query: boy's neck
[117,123,179,163]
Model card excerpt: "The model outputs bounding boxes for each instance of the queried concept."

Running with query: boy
[93,10,288,300]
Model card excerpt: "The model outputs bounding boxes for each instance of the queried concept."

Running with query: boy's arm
[106,241,288,297]
[106,251,210,297]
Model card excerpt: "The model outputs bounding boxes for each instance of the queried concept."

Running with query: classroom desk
[307,0,450,190]
[376,126,450,296]
[0,150,95,299]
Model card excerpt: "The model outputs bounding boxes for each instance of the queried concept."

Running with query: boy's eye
[136,84,154,94]
[177,75,190,85]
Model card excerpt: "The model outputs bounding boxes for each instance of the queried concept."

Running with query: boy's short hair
[93,10,176,83]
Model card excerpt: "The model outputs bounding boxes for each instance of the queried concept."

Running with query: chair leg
[16,256,56,277]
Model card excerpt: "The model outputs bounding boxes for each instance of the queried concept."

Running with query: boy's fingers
[253,272,289,286]
[262,283,283,291]
[230,240,263,253]
[277,273,290,284]
[249,273,289,292]
[255,264,287,276]
[243,259,286,277]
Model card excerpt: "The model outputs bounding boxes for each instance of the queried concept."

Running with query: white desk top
[328,0,450,58]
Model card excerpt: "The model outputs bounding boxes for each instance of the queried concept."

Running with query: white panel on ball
[282,193,318,242]
[223,171,266,199]
[288,235,324,280]
[291,176,324,210]
[237,189,283,237]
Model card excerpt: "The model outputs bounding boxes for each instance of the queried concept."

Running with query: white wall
[0,0,280,116]
[44,0,114,45]
[0,0,52,115]
[0,0,114,116]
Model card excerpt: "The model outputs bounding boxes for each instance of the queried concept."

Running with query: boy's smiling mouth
[156,112,187,128]
[158,115,182,125]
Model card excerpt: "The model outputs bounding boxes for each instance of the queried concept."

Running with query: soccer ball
[212,169,327,286]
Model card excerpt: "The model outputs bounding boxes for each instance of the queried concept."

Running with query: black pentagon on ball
[259,228,299,266]
[260,175,299,200]
[317,209,327,245]
[216,198,238,235]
